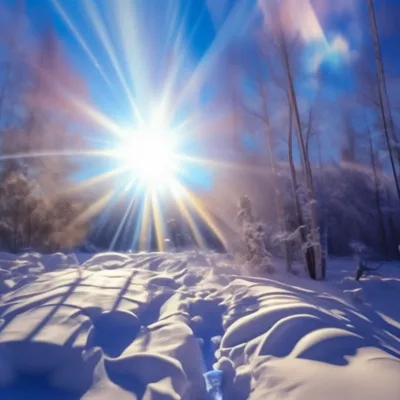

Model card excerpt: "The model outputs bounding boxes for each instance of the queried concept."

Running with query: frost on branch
[237,195,275,274]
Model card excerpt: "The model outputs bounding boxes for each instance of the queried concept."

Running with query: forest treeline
[0,7,91,252]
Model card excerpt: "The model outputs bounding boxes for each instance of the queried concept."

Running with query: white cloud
[257,0,355,72]
[331,34,350,55]
[311,34,354,72]
[258,0,327,42]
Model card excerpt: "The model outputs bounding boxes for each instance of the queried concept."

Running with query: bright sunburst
[115,128,180,192]
[25,0,251,252]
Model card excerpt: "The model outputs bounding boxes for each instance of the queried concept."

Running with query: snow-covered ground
[0,251,399,399]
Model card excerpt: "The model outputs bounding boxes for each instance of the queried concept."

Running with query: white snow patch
[0,252,398,399]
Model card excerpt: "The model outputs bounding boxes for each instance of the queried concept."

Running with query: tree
[237,42,293,271]
[0,171,33,251]
[366,119,389,255]
[0,168,89,253]
[262,2,324,280]
[237,195,275,273]
[22,26,90,194]
[0,15,94,252]
[367,0,400,201]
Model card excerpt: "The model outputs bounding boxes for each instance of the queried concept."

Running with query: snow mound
[0,252,399,399]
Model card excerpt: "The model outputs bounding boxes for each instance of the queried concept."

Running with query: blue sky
[3,0,400,168]
[23,0,218,124]
[4,0,399,105]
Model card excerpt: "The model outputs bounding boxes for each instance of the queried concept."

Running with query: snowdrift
[0,251,399,399]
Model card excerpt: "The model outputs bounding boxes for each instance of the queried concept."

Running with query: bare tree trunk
[287,99,317,279]
[229,64,245,159]
[367,123,388,256]
[0,69,8,122]
[305,107,314,158]
[368,0,399,146]
[315,117,327,279]
[256,75,292,271]
[278,28,323,280]
[367,0,400,201]
[384,187,400,257]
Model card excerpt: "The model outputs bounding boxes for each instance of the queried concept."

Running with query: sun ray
[171,182,206,249]
[174,0,256,113]
[176,154,270,176]
[109,184,137,250]
[64,98,126,138]
[131,201,144,252]
[150,189,167,252]
[50,0,115,91]
[89,186,134,246]
[43,0,248,253]
[63,168,126,197]
[83,0,143,124]
[112,0,151,120]
[173,182,227,251]
[157,3,208,121]
[138,189,152,252]
[0,149,110,162]
[71,190,115,227]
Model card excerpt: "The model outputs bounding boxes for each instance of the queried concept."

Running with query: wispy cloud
[258,0,356,72]
[311,0,360,22]
[257,0,327,43]
[311,34,354,72]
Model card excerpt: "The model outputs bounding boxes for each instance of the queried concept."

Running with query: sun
[73,116,228,252]
[116,129,180,191]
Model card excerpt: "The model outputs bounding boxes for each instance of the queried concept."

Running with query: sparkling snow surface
[0,251,399,399]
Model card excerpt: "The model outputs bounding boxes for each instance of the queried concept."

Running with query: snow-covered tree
[0,169,88,253]
[237,195,275,273]
[0,15,93,252]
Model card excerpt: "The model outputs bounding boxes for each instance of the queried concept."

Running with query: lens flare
[116,130,179,191]
[40,0,252,251]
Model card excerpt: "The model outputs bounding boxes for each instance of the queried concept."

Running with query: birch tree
[273,8,324,280]
[367,0,400,200]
